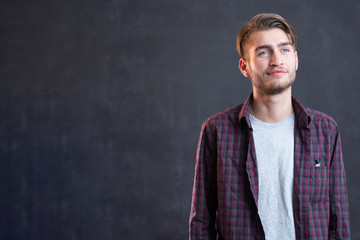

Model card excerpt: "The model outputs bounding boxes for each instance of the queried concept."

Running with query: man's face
[239,28,298,95]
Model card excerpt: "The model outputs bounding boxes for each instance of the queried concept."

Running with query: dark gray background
[0,0,359,239]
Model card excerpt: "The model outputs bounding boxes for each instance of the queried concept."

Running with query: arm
[328,128,351,239]
[189,120,218,240]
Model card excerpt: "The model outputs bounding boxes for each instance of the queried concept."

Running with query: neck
[251,88,293,123]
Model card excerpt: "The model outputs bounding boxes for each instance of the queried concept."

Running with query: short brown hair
[236,13,297,58]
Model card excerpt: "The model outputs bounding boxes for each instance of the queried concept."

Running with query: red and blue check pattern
[189,94,350,239]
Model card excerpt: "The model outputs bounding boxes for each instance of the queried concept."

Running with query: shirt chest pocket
[299,165,329,203]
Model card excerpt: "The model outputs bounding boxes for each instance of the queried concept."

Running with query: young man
[189,13,350,239]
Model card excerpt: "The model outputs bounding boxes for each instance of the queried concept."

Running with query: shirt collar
[238,93,311,129]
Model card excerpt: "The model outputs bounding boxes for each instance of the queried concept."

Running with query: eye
[258,50,269,56]
[281,48,290,53]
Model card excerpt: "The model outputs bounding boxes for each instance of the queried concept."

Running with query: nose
[270,51,283,66]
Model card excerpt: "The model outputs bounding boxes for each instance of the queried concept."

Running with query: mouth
[267,69,287,76]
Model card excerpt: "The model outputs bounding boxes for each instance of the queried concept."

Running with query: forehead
[245,28,292,50]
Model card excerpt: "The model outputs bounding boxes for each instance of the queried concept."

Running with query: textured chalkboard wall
[0,0,359,239]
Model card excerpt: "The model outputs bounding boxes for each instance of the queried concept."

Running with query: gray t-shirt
[250,113,296,240]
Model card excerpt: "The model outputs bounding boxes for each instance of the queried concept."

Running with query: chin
[261,82,294,95]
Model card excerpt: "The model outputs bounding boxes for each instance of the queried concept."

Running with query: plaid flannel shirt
[189,94,350,239]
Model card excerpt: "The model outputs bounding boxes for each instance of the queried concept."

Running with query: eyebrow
[255,42,292,52]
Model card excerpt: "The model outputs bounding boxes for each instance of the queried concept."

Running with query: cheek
[251,60,268,73]
[290,54,298,68]
[282,56,296,70]
[292,59,298,70]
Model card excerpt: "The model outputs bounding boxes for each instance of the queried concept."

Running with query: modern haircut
[236,13,297,59]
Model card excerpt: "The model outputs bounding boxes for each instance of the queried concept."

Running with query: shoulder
[306,107,339,133]
[202,104,243,130]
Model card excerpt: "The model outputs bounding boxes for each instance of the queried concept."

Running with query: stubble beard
[253,71,296,96]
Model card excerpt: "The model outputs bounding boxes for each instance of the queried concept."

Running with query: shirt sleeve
[189,120,218,240]
[328,127,351,239]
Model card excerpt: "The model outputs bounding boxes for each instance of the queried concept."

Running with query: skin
[238,28,299,123]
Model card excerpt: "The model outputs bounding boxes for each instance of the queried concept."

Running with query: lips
[267,69,287,75]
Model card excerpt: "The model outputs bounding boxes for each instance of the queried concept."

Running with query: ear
[295,51,299,70]
[239,58,250,77]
